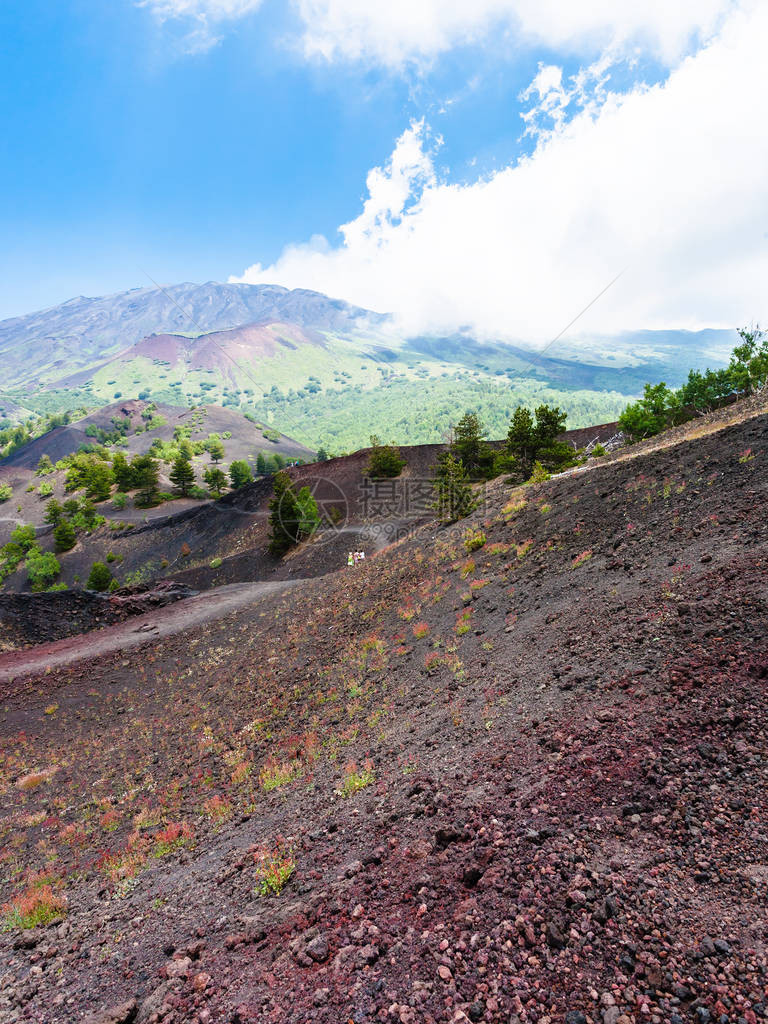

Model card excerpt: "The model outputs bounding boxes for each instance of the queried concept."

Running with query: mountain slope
[0,397,767,1022]
[0,282,380,386]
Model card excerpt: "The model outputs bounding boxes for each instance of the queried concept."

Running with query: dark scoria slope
[1,405,768,1023]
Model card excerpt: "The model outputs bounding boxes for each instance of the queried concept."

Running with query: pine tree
[268,471,301,555]
[111,452,133,492]
[256,452,267,475]
[203,467,227,497]
[130,454,160,507]
[169,454,195,496]
[207,438,225,463]
[53,519,76,552]
[506,407,536,478]
[432,452,477,524]
[44,498,64,526]
[86,561,113,592]
[366,436,405,478]
[229,460,253,489]
[450,412,495,478]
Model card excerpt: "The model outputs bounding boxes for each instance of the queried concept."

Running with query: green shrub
[86,562,113,592]
[526,461,551,484]
[26,550,61,592]
[53,519,76,552]
[464,528,486,552]
[38,481,54,498]
[0,484,11,503]
[365,436,405,478]
[112,492,127,510]
[210,557,223,569]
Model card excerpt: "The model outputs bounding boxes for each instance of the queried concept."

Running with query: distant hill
[0,281,738,449]
[0,281,381,387]
[0,400,313,473]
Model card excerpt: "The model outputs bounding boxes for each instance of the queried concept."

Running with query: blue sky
[1,1,766,339]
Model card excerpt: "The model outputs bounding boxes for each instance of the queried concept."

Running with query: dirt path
[0,579,301,682]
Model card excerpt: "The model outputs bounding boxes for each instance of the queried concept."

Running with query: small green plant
[153,822,193,857]
[527,461,551,484]
[516,539,533,559]
[0,484,11,503]
[571,549,593,568]
[591,443,606,458]
[463,528,486,553]
[253,842,295,897]
[340,759,375,797]
[260,759,303,792]
[1,886,66,932]
[412,622,429,639]
[209,557,223,569]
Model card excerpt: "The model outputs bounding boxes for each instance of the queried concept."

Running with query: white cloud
[142,0,736,66]
[138,0,264,52]
[294,0,734,69]
[232,2,768,340]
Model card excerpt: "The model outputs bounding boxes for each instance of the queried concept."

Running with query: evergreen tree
[316,447,329,462]
[112,452,133,492]
[366,435,406,478]
[86,561,113,592]
[506,407,536,479]
[36,454,54,476]
[506,404,574,479]
[207,438,225,463]
[432,452,477,524]
[295,486,320,538]
[268,471,302,556]
[44,498,64,526]
[83,461,114,502]
[177,438,194,461]
[256,452,267,475]
[450,412,496,478]
[53,519,76,552]
[169,454,195,496]
[131,454,160,507]
[229,460,253,489]
[204,466,227,497]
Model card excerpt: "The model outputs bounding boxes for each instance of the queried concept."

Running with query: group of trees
[0,524,62,591]
[432,406,576,523]
[619,325,767,440]
[44,496,104,552]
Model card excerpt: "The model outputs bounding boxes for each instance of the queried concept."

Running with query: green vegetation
[365,436,405,478]
[432,452,477,524]
[169,454,195,496]
[268,471,320,556]
[619,325,766,440]
[204,467,228,497]
[26,549,61,591]
[53,519,76,552]
[86,561,113,592]
[0,484,11,503]
[450,412,497,478]
[505,404,574,479]
[229,460,253,489]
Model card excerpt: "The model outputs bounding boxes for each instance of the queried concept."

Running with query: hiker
[358,550,366,562]
[347,552,354,568]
